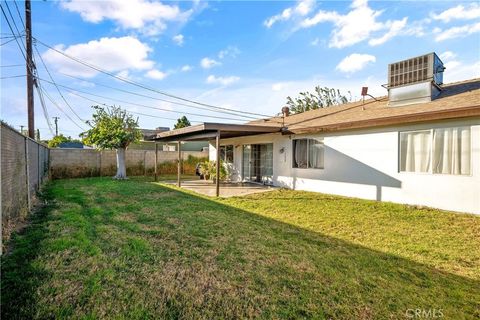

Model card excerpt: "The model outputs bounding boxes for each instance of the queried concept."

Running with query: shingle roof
[251,78,480,134]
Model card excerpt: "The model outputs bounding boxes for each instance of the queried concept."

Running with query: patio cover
[151,122,282,142]
[149,122,282,196]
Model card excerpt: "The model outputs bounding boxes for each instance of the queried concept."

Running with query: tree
[286,86,351,114]
[47,134,80,148]
[174,116,191,129]
[81,106,141,179]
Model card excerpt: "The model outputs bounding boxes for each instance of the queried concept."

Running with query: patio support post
[154,143,158,182]
[177,141,181,187]
[215,130,221,197]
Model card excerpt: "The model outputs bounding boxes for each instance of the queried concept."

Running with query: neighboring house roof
[58,142,84,148]
[140,127,169,140]
[251,78,480,134]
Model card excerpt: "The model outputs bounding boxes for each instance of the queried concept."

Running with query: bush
[198,160,228,182]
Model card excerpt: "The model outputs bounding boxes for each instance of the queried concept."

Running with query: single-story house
[153,53,480,214]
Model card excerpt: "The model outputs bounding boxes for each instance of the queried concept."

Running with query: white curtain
[402,131,431,172]
[294,139,308,168]
[308,139,324,169]
[432,127,470,175]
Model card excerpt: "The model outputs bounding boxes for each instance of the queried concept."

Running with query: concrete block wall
[50,148,208,178]
[1,122,49,251]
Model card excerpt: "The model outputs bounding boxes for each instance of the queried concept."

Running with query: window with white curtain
[399,126,471,175]
[293,138,324,169]
[432,127,471,175]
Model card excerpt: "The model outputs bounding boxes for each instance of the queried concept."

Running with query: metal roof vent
[387,52,445,107]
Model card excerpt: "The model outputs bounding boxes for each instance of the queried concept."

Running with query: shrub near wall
[156,154,208,175]
[49,148,208,179]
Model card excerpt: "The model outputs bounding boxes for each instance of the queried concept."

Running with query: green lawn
[2,177,479,319]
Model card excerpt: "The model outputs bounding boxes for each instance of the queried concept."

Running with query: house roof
[251,78,480,134]
[150,78,480,142]
[151,122,281,141]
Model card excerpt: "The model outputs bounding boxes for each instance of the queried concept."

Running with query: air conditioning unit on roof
[387,52,445,107]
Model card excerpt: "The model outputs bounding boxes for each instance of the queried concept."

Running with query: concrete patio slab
[164,179,276,197]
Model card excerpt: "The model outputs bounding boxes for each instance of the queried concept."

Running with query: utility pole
[20,125,25,135]
[52,116,59,136]
[25,0,35,139]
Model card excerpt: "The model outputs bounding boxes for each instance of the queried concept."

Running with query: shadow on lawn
[1,185,56,319]
[1,177,479,319]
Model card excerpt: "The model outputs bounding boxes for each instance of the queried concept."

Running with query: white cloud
[300,0,408,48]
[431,3,480,23]
[310,38,320,46]
[369,17,408,46]
[145,69,168,80]
[432,51,479,83]
[218,46,240,59]
[206,75,240,86]
[439,51,457,62]
[264,0,315,28]
[200,57,221,69]
[60,0,192,35]
[435,22,480,41]
[116,70,131,79]
[172,34,184,46]
[336,53,376,73]
[181,65,192,72]
[443,60,480,83]
[42,36,153,78]
[193,75,386,119]
[272,82,288,91]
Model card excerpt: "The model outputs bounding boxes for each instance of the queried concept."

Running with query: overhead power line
[34,37,273,119]
[0,64,24,68]
[57,72,261,121]
[33,43,87,123]
[38,77,250,122]
[65,90,203,124]
[0,74,26,79]
[0,4,32,73]
[38,86,86,131]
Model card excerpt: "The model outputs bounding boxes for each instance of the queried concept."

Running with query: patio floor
[164,179,276,197]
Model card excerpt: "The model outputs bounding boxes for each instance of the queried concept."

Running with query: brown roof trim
[152,122,282,141]
[288,105,480,134]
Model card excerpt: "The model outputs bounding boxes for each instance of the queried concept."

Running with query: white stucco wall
[210,118,480,214]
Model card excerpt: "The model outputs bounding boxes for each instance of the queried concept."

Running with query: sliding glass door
[242,143,273,185]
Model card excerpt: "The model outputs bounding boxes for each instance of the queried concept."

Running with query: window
[220,145,234,163]
[293,138,324,169]
[399,126,471,175]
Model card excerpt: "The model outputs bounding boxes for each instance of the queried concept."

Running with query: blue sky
[1,0,479,139]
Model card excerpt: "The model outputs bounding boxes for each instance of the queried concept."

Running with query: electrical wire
[33,43,87,123]
[0,4,31,73]
[38,77,250,122]
[34,37,274,119]
[38,85,87,131]
[34,84,55,136]
[55,88,209,124]
[56,72,261,120]
[13,0,25,28]
[0,64,24,68]
[0,36,20,46]
[0,74,26,79]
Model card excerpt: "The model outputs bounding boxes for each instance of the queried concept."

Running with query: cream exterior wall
[209,118,480,214]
